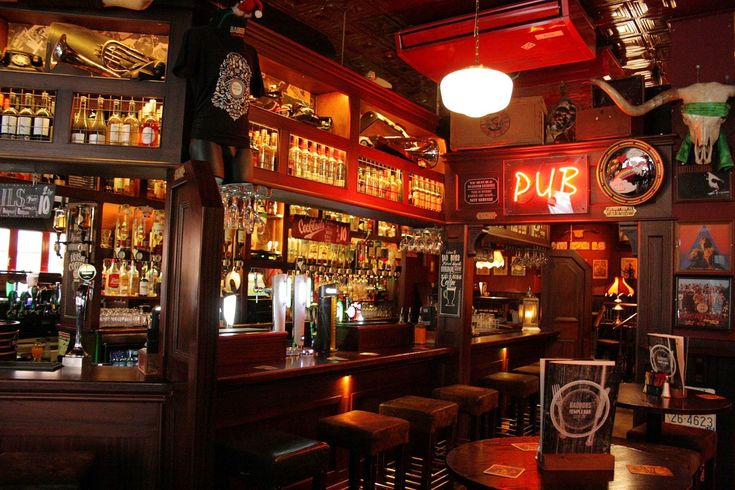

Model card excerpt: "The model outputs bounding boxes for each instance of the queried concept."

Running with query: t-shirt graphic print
[211,52,253,121]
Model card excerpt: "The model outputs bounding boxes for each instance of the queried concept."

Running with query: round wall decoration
[596,139,664,206]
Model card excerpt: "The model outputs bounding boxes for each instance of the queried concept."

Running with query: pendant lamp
[440,0,513,118]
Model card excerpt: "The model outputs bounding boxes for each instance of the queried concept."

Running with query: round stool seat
[218,430,329,489]
[512,363,541,377]
[432,384,498,417]
[379,395,459,433]
[317,410,409,455]
[481,372,539,398]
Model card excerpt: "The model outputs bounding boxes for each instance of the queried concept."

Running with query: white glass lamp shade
[440,65,513,118]
[222,294,237,328]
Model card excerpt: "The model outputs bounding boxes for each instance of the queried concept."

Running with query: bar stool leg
[394,443,408,490]
[312,468,327,490]
[514,398,526,436]
[529,396,538,435]
[362,454,377,490]
[420,432,434,490]
[348,450,361,490]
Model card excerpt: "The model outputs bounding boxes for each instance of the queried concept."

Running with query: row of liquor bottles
[100,258,161,298]
[0,89,55,141]
[286,236,400,272]
[287,136,347,186]
[3,173,167,200]
[71,94,162,147]
[250,124,278,171]
[408,175,444,212]
[357,157,403,203]
[101,204,166,261]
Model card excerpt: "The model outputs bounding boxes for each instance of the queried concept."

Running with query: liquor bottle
[265,132,277,170]
[100,260,108,296]
[71,96,88,144]
[129,261,140,296]
[250,127,261,166]
[118,261,130,296]
[335,151,346,187]
[288,136,298,175]
[149,210,165,258]
[139,99,160,147]
[258,131,271,170]
[32,91,51,141]
[88,96,106,145]
[107,259,120,296]
[1,91,18,140]
[138,262,150,297]
[16,92,34,140]
[317,144,328,183]
[121,98,139,146]
[297,138,308,178]
[106,99,123,145]
[310,142,320,181]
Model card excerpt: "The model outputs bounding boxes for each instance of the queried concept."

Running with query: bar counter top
[0,364,170,394]
[471,329,558,347]
[217,343,453,384]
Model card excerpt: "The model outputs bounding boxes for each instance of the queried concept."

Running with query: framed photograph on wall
[596,139,664,206]
[510,256,526,276]
[621,257,638,280]
[493,256,508,276]
[592,259,608,279]
[675,223,732,273]
[675,165,732,202]
[675,276,731,330]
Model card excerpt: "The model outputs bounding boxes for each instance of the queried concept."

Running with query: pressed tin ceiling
[247,1,734,110]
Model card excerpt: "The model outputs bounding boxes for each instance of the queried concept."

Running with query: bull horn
[590,79,681,117]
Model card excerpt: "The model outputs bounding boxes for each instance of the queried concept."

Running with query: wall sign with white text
[0,183,55,218]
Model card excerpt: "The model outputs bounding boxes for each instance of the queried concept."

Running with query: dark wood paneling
[162,161,223,489]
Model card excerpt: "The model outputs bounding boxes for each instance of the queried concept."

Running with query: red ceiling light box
[395,0,596,81]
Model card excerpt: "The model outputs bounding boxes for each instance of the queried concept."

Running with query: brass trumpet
[46,22,165,80]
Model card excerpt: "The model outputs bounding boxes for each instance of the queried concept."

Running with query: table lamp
[606,275,634,326]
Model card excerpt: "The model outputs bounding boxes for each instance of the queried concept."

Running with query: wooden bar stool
[0,451,95,489]
[626,422,718,489]
[481,371,539,436]
[512,362,541,377]
[216,430,330,489]
[432,384,498,441]
[379,395,459,490]
[317,410,410,490]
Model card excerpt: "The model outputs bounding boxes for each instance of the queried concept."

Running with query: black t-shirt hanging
[174,24,265,147]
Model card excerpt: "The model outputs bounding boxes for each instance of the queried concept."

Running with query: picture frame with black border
[674,276,731,330]
[675,164,732,202]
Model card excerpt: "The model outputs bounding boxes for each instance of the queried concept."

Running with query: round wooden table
[616,383,731,440]
[446,436,700,489]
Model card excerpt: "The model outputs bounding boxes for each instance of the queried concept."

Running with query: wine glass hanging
[220,183,270,235]
[399,227,444,255]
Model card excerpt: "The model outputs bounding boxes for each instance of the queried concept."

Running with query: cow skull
[591,79,735,168]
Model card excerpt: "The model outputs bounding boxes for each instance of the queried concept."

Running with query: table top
[617,383,731,415]
[446,436,699,489]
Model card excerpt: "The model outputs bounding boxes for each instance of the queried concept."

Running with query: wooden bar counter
[470,330,558,385]
[0,365,171,489]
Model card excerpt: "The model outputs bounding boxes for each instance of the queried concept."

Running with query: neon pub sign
[503,155,588,216]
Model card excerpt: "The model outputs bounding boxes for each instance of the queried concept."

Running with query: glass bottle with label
[138,262,150,297]
[118,260,129,296]
[139,99,160,147]
[32,92,52,141]
[106,99,123,145]
[1,91,18,140]
[16,92,34,140]
[106,259,120,296]
[88,96,106,145]
[71,95,88,144]
[129,261,140,296]
[121,98,139,146]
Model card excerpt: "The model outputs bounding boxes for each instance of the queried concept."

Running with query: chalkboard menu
[439,243,463,317]
[0,183,55,218]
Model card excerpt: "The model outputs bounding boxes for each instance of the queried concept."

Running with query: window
[0,228,8,271]
[16,230,43,272]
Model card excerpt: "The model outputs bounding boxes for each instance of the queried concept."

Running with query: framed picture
[493,256,508,276]
[510,256,526,276]
[592,259,608,279]
[621,257,638,280]
[675,276,731,330]
[675,223,731,273]
[596,139,664,206]
[675,164,732,202]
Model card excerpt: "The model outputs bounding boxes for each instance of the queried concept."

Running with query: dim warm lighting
[222,294,237,328]
[521,288,540,333]
[606,275,634,308]
[439,0,513,117]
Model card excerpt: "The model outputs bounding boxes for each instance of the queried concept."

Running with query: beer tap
[63,263,96,368]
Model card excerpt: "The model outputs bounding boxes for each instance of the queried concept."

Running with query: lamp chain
[474,0,480,65]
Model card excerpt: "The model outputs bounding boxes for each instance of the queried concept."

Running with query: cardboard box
[576,106,641,140]
[450,96,546,150]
